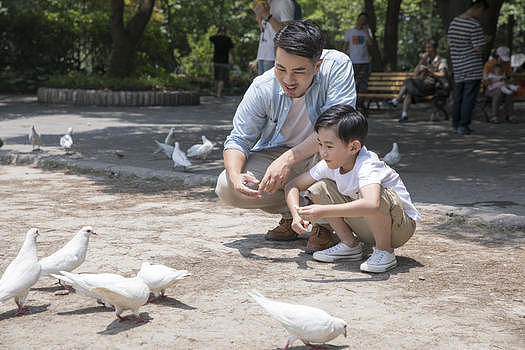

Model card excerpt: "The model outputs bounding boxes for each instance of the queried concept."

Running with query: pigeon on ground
[137,262,190,302]
[248,290,347,350]
[0,228,41,315]
[28,125,41,151]
[60,127,73,154]
[39,226,97,287]
[383,142,401,166]
[50,271,126,309]
[172,142,191,168]
[91,276,150,322]
[153,140,174,159]
[187,135,214,159]
[164,128,176,146]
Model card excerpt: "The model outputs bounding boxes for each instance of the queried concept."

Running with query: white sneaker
[360,249,397,273]
[500,86,513,95]
[313,242,363,263]
[508,84,519,92]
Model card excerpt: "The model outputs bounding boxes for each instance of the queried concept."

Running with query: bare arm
[252,0,290,33]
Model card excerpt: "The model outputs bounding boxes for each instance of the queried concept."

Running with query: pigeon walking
[60,127,73,154]
[164,128,176,146]
[383,142,401,166]
[0,228,41,315]
[91,277,150,323]
[28,125,41,151]
[39,226,97,287]
[50,271,126,309]
[248,290,347,350]
[137,262,190,302]
[187,135,214,159]
[153,140,174,159]
[172,142,191,168]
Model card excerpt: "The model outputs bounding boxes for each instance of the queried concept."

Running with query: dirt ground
[0,165,523,349]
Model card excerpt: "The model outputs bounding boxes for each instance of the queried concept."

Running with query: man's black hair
[471,0,489,9]
[358,12,369,19]
[314,104,368,145]
[274,20,325,62]
[426,38,438,49]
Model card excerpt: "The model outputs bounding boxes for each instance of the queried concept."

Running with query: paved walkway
[1,94,524,228]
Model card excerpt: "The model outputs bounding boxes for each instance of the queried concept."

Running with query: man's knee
[215,170,235,205]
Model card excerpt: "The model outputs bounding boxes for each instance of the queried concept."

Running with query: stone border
[37,87,200,106]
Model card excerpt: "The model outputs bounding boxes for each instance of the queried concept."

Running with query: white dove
[39,226,97,287]
[28,125,41,151]
[172,142,191,168]
[187,135,214,159]
[50,271,126,309]
[164,127,176,146]
[91,276,150,322]
[0,228,41,315]
[248,290,347,350]
[137,262,190,302]
[153,140,175,159]
[60,127,73,153]
[383,142,401,166]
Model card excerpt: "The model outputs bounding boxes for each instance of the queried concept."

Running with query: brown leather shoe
[265,218,298,241]
[306,225,336,254]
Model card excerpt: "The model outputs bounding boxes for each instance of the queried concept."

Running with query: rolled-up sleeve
[323,57,356,112]
[224,83,268,158]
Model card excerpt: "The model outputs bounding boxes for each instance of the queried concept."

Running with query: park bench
[478,72,525,121]
[358,72,450,120]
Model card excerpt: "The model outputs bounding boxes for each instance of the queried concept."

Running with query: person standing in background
[343,12,374,109]
[210,26,234,99]
[252,0,295,75]
[447,0,488,135]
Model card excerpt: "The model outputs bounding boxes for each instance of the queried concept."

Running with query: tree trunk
[109,0,155,77]
[364,0,384,72]
[383,0,402,71]
[506,14,514,53]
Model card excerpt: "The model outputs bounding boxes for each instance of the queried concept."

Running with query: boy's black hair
[314,104,368,145]
[274,20,325,62]
[426,38,438,49]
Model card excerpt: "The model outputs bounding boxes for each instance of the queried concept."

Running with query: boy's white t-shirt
[309,146,421,221]
[257,0,295,61]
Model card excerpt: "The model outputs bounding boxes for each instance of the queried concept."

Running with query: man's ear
[314,59,323,74]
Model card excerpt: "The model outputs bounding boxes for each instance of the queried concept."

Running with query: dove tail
[153,140,163,154]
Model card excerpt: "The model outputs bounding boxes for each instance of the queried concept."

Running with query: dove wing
[91,280,148,310]
[0,259,40,298]
[186,144,202,157]
[154,140,174,158]
[39,250,84,276]
[172,150,191,167]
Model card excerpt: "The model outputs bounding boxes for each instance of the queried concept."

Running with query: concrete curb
[37,87,200,106]
[0,151,217,187]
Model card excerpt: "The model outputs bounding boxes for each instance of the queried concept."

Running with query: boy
[284,104,420,273]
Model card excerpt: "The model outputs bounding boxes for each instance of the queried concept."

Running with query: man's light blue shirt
[224,49,356,158]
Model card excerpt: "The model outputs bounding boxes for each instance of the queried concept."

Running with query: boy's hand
[296,204,324,223]
[291,215,310,234]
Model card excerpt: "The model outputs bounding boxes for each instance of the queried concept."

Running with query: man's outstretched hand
[258,158,291,194]
[231,171,263,200]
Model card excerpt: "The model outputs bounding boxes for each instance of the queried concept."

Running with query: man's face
[357,14,368,26]
[274,47,322,98]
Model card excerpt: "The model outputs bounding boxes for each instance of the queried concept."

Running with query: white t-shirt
[343,28,373,64]
[309,146,421,221]
[257,0,295,61]
[280,95,313,147]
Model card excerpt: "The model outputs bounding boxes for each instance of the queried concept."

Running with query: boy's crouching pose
[284,104,420,273]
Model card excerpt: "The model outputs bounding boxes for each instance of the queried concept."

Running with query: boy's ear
[350,140,362,152]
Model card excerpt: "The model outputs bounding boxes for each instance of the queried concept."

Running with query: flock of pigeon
[1,227,348,348]
[154,127,215,169]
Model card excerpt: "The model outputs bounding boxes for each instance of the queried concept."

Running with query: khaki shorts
[307,179,416,248]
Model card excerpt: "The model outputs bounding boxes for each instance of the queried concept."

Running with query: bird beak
[344,325,347,338]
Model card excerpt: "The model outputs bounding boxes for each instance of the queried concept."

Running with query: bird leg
[305,343,327,350]
[117,314,131,322]
[147,294,162,303]
[15,301,30,315]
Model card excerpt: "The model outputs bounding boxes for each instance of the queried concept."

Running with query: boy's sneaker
[313,242,363,262]
[386,99,399,108]
[360,249,397,273]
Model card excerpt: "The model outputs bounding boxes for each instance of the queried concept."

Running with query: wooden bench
[478,72,525,121]
[357,72,449,119]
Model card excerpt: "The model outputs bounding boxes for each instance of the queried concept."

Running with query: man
[343,12,374,108]
[210,27,234,99]
[447,0,488,135]
[482,46,516,123]
[388,39,448,122]
[215,20,356,254]
[253,0,295,75]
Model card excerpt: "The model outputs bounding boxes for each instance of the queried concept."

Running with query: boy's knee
[307,179,334,204]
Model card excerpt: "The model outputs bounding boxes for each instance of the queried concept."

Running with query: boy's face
[317,126,360,170]
[274,47,322,98]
